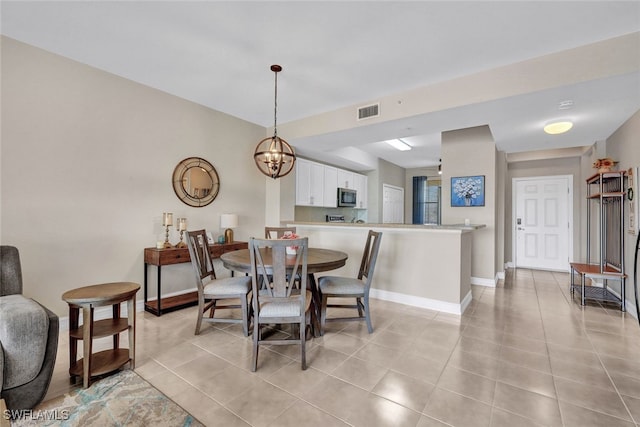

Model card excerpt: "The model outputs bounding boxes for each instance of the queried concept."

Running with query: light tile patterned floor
[46,269,640,426]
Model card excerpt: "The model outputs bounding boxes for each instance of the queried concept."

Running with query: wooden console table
[143,241,247,316]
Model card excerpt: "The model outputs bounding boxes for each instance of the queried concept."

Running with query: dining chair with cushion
[185,229,252,336]
[264,226,297,239]
[318,230,382,334]
[249,236,310,371]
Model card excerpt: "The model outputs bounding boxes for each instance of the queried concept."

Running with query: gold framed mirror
[172,157,220,207]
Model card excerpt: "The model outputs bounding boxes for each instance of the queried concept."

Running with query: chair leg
[363,295,373,334]
[241,295,249,337]
[320,294,328,335]
[251,318,260,372]
[356,297,364,317]
[195,297,205,335]
[301,313,309,370]
[209,300,217,318]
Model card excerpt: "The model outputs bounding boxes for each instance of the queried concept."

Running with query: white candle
[177,218,187,231]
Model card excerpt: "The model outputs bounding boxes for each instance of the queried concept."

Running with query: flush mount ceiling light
[544,120,573,135]
[386,138,412,151]
[253,65,296,179]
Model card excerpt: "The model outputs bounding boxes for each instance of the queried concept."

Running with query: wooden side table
[62,282,140,388]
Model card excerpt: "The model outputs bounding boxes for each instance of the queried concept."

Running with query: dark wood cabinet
[143,242,247,316]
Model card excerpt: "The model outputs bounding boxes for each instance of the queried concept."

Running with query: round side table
[62,282,140,388]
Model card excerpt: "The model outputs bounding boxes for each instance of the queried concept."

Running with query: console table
[143,242,247,316]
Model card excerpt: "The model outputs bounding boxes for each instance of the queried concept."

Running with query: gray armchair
[0,246,59,410]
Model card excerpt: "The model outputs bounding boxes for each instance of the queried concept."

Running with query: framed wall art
[451,175,485,207]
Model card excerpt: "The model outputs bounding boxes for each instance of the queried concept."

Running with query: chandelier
[253,65,296,179]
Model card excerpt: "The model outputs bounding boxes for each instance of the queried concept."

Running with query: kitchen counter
[289,221,485,231]
[289,222,484,315]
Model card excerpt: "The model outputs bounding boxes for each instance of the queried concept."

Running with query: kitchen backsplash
[295,206,368,223]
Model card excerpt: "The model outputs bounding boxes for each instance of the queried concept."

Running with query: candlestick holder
[176,217,187,248]
[162,212,173,249]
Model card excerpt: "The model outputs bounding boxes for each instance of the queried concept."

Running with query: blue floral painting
[451,176,485,207]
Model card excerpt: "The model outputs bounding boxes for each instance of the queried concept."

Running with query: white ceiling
[2,1,640,170]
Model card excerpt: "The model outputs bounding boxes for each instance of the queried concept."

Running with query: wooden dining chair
[185,229,252,336]
[317,230,382,334]
[249,236,311,371]
[264,226,297,239]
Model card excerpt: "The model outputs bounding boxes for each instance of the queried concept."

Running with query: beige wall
[606,109,640,311]
[441,125,497,283]
[1,37,267,316]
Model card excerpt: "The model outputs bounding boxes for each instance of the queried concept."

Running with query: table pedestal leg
[307,274,322,337]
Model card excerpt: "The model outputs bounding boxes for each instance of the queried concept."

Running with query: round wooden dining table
[220,247,348,336]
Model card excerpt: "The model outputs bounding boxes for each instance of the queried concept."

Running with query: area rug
[12,370,203,427]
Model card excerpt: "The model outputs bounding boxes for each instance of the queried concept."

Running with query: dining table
[219,247,348,337]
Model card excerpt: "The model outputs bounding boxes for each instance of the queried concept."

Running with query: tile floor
[45,268,640,426]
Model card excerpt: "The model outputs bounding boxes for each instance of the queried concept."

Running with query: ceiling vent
[357,103,380,121]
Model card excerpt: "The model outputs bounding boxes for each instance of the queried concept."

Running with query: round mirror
[172,157,220,207]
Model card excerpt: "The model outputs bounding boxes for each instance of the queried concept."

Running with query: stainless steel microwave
[337,187,357,207]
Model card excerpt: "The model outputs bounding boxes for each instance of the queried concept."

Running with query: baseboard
[471,276,497,287]
[505,261,515,269]
[369,288,470,315]
[496,271,505,281]
[625,299,639,320]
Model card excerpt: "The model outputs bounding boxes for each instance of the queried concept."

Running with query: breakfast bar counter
[288,222,485,314]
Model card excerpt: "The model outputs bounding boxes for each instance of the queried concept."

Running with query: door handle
[517,227,524,231]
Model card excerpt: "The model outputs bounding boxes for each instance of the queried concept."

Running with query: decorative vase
[598,166,612,173]
[464,196,472,206]
[286,246,297,255]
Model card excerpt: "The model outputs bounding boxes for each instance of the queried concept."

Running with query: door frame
[511,175,574,271]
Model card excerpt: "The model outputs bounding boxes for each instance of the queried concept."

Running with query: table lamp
[220,214,238,244]
[162,212,173,248]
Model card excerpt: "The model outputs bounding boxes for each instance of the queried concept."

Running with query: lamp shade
[220,214,238,229]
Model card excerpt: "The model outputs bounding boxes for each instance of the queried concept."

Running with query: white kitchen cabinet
[323,166,338,208]
[353,173,368,209]
[297,160,367,209]
[337,169,354,189]
[296,159,324,206]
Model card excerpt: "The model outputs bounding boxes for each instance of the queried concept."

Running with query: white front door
[514,176,572,271]
[383,184,404,223]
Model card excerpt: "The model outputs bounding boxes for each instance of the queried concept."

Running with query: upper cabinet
[353,173,368,209]
[337,169,354,189]
[323,166,338,208]
[296,158,367,209]
[295,158,324,206]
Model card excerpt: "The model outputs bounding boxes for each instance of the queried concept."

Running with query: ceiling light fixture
[386,138,412,151]
[544,120,573,135]
[253,65,296,179]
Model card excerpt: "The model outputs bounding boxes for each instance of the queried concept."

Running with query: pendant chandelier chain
[273,69,278,139]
